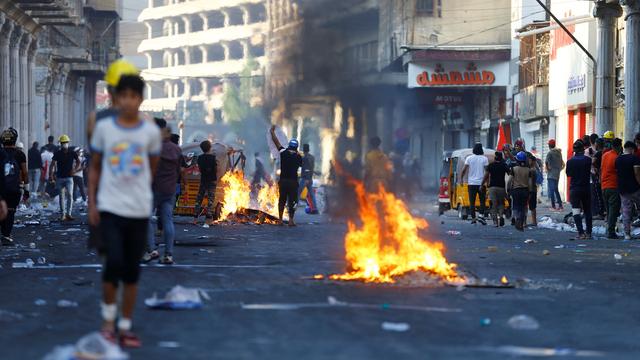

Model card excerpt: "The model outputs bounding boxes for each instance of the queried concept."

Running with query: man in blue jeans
[142,118,182,265]
[545,139,565,210]
[50,135,79,221]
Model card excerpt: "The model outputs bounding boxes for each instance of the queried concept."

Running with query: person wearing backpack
[0,128,28,246]
[193,140,217,226]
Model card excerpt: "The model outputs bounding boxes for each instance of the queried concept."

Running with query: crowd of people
[463,131,640,240]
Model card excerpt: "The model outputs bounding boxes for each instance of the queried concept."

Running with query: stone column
[184,47,191,65]
[221,10,230,27]
[221,42,230,60]
[181,16,191,33]
[593,1,623,135]
[199,45,208,63]
[199,14,208,30]
[0,16,14,130]
[27,39,37,145]
[240,6,250,24]
[19,34,32,146]
[241,39,249,59]
[9,25,23,131]
[623,0,640,138]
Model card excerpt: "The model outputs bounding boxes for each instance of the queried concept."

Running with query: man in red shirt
[601,138,622,239]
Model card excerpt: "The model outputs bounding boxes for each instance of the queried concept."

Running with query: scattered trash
[446,230,461,236]
[481,345,604,357]
[43,332,129,360]
[487,246,498,252]
[480,318,492,326]
[37,257,47,265]
[554,245,565,249]
[24,220,40,225]
[0,309,24,322]
[507,314,540,330]
[56,300,79,308]
[381,322,410,332]
[29,242,36,249]
[34,299,47,306]
[202,224,210,229]
[55,228,82,232]
[524,239,537,244]
[157,341,181,348]
[614,254,623,260]
[242,296,461,313]
[543,250,551,256]
[145,285,210,310]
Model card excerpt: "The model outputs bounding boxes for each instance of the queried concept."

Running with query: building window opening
[250,44,265,57]
[228,41,244,59]
[207,44,225,62]
[191,15,204,32]
[191,79,203,96]
[416,0,442,17]
[249,4,266,23]
[191,47,203,63]
[173,18,185,35]
[208,12,225,28]
[227,8,244,26]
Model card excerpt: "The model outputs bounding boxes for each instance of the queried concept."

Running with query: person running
[615,141,640,240]
[601,138,622,239]
[299,143,318,214]
[88,74,161,347]
[28,141,42,195]
[0,128,28,245]
[509,151,534,231]
[461,143,488,224]
[566,140,593,239]
[193,140,217,225]
[143,118,182,264]
[483,151,510,227]
[270,125,303,226]
[545,139,564,211]
[50,135,79,221]
[364,136,392,192]
[72,147,87,204]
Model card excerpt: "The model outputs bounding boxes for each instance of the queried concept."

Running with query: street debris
[37,257,47,265]
[29,242,36,249]
[614,254,622,260]
[480,318,492,326]
[446,230,461,236]
[507,314,540,330]
[554,245,565,249]
[56,300,79,308]
[145,285,210,310]
[543,250,551,256]
[524,239,537,244]
[481,345,604,357]
[157,341,181,348]
[43,332,129,360]
[381,322,410,332]
[241,296,462,313]
[34,299,47,306]
[487,246,498,252]
[12,258,35,268]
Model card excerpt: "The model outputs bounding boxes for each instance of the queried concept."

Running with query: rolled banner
[267,125,289,158]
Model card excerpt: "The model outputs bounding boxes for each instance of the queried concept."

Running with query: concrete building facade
[137,0,268,133]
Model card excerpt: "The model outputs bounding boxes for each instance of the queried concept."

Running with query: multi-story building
[137,0,268,141]
[1,0,120,147]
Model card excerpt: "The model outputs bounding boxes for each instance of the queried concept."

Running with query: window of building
[416,0,441,17]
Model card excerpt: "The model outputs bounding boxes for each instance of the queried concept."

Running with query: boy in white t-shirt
[88,75,161,347]
[460,143,489,224]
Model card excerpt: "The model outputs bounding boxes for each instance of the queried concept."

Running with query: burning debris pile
[329,180,465,285]
[217,171,280,224]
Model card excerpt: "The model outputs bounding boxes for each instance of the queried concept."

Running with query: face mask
[62,143,69,150]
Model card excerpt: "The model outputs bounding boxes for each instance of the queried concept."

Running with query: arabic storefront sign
[408,61,509,88]
[567,74,586,95]
[433,95,463,105]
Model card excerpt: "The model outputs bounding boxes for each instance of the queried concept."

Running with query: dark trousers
[591,180,605,216]
[100,212,148,286]
[194,182,216,219]
[547,178,562,208]
[602,188,620,235]
[73,176,86,201]
[467,185,486,219]
[570,188,592,235]
[0,192,21,237]
[278,178,298,218]
[511,188,529,224]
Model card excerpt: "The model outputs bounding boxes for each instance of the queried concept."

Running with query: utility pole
[622,0,640,138]
[593,0,622,135]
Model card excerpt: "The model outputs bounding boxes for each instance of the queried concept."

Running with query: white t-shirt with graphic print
[90,117,161,219]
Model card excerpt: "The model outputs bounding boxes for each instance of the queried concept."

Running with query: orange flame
[257,182,280,217]
[330,180,462,284]
[219,171,251,221]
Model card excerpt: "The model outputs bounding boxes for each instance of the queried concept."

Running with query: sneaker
[159,255,174,265]
[1,236,15,246]
[119,331,142,348]
[141,250,159,263]
[624,233,632,241]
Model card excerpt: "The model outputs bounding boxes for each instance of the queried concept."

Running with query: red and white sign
[408,61,509,88]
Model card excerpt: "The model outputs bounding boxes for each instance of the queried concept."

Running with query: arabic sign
[567,74,586,95]
[408,61,509,88]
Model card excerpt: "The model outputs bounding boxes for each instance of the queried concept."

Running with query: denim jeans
[148,193,176,256]
[56,177,74,216]
[28,169,40,193]
[298,178,317,211]
[547,178,562,208]
[620,189,640,235]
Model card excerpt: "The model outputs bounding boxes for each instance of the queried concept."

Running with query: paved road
[1,201,640,359]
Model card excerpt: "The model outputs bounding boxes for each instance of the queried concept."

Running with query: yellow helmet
[59,134,70,143]
[603,131,614,140]
[104,59,139,87]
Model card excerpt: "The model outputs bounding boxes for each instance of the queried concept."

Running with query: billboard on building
[408,61,509,88]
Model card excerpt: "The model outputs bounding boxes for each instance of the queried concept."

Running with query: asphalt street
[1,199,640,359]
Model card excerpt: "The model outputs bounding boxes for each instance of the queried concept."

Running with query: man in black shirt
[566,140,593,239]
[41,135,58,154]
[194,140,217,225]
[483,152,510,227]
[615,141,640,240]
[270,126,303,226]
[28,141,42,195]
[299,144,318,214]
[50,134,79,221]
[0,128,28,245]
